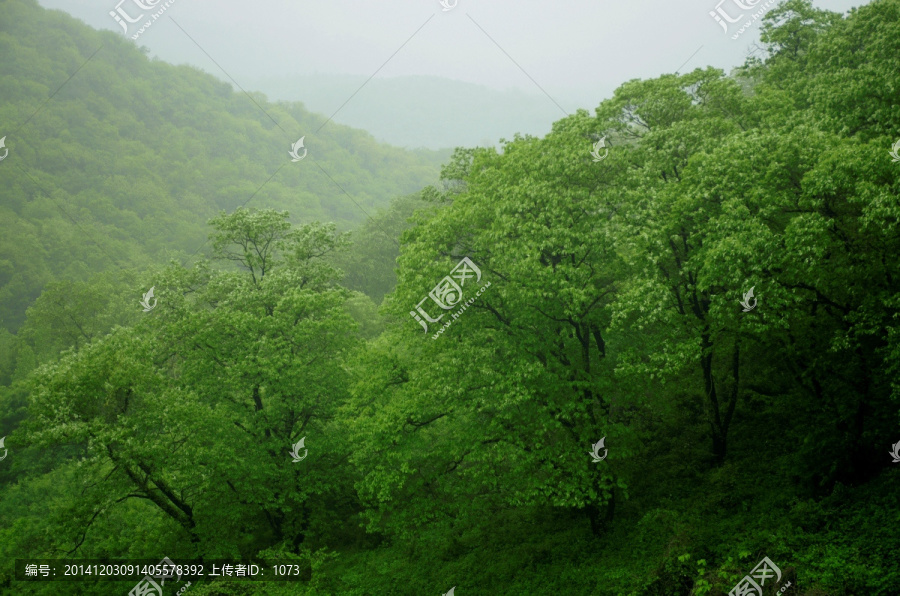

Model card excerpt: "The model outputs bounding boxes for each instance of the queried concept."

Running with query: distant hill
[0,0,449,331]
[244,73,568,150]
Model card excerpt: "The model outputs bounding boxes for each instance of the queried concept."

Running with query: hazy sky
[39,0,871,116]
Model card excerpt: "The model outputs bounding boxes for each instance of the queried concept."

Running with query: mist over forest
[2,0,900,594]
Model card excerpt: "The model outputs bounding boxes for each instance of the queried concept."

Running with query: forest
[1,0,900,594]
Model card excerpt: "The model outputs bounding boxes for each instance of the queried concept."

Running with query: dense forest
[2,0,900,594]
[0,0,447,333]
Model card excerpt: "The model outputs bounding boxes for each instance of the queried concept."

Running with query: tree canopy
[2,0,900,594]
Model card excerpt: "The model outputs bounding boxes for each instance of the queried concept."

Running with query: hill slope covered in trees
[0,0,448,332]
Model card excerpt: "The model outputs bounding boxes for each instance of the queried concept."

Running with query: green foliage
[3,0,900,594]
[0,0,444,333]
[334,192,434,304]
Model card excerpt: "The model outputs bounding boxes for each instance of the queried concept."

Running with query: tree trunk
[700,330,729,465]
[585,488,615,538]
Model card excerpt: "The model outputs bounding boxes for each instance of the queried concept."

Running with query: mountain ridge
[245,72,570,150]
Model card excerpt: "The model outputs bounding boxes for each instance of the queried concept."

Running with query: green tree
[22,209,362,560]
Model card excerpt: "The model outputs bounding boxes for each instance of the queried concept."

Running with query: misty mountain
[244,73,570,149]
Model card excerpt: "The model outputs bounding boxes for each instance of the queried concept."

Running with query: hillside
[0,0,448,331]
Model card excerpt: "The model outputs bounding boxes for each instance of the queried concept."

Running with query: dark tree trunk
[585,488,616,538]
